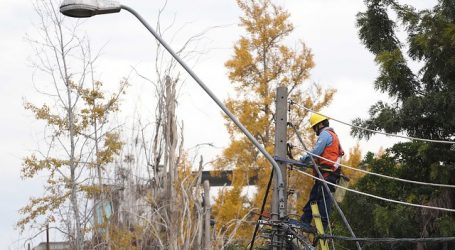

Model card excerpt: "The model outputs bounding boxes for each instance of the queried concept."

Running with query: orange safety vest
[315,129,343,177]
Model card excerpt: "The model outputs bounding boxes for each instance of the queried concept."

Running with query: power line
[294,168,455,213]
[288,122,455,212]
[299,149,455,189]
[291,102,455,144]
[320,235,455,243]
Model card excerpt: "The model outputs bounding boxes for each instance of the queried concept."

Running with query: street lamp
[60,0,286,218]
[60,0,120,17]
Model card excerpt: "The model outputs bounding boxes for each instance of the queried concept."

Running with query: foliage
[334,1,455,249]
[334,143,364,202]
[212,0,335,246]
[108,226,142,250]
[340,143,364,185]
[98,9,221,247]
[19,1,126,247]
[19,79,126,232]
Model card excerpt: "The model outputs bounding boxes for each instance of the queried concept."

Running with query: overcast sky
[0,0,437,248]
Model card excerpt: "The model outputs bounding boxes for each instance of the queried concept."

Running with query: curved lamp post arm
[60,2,285,218]
[119,5,285,218]
[59,0,286,218]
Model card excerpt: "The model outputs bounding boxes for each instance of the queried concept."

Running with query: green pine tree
[335,1,455,249]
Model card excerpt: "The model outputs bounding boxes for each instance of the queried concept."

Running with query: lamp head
[60,0,121,18]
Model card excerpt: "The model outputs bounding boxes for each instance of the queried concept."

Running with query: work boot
[287,219,317,234]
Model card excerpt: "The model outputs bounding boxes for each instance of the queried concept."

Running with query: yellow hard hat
[309,113,328,128]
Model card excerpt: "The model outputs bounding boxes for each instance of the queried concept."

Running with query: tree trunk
[203,180,211,250]
[165,75,178,249]
[66,80,84,249]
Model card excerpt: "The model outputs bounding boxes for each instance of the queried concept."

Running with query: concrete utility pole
[203,180,212,250]
[271,87,288,249]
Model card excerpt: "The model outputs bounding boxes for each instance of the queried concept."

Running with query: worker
[298,113,344,231]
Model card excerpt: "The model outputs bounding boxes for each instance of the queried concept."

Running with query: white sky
[0,0,437,248]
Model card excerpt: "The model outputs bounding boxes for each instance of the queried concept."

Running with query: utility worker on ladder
[298,113,344,231]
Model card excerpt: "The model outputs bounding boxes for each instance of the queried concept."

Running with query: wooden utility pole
[271,87,288,249]
[203,180,212,250]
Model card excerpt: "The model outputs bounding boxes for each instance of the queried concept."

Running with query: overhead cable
[295,168,455,213]
[320,235,455,243]
[291,102,455,144]
[300,149,455,189]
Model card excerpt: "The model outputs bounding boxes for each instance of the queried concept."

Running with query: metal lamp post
[60,0,286,218]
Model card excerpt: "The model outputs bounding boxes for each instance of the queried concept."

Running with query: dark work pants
[301,178,334,230]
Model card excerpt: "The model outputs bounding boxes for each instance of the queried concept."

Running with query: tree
[212,0,335,246]
[341,143,364,184]
[100,5,225,248]
[19,1,126,248]
[334,143,364,202]
[336,1,455,249]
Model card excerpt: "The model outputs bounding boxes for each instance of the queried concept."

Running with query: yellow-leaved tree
[334,143,365,202]
[211,0,335,247]
[18,1,126,248]
[341,143,364,185]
